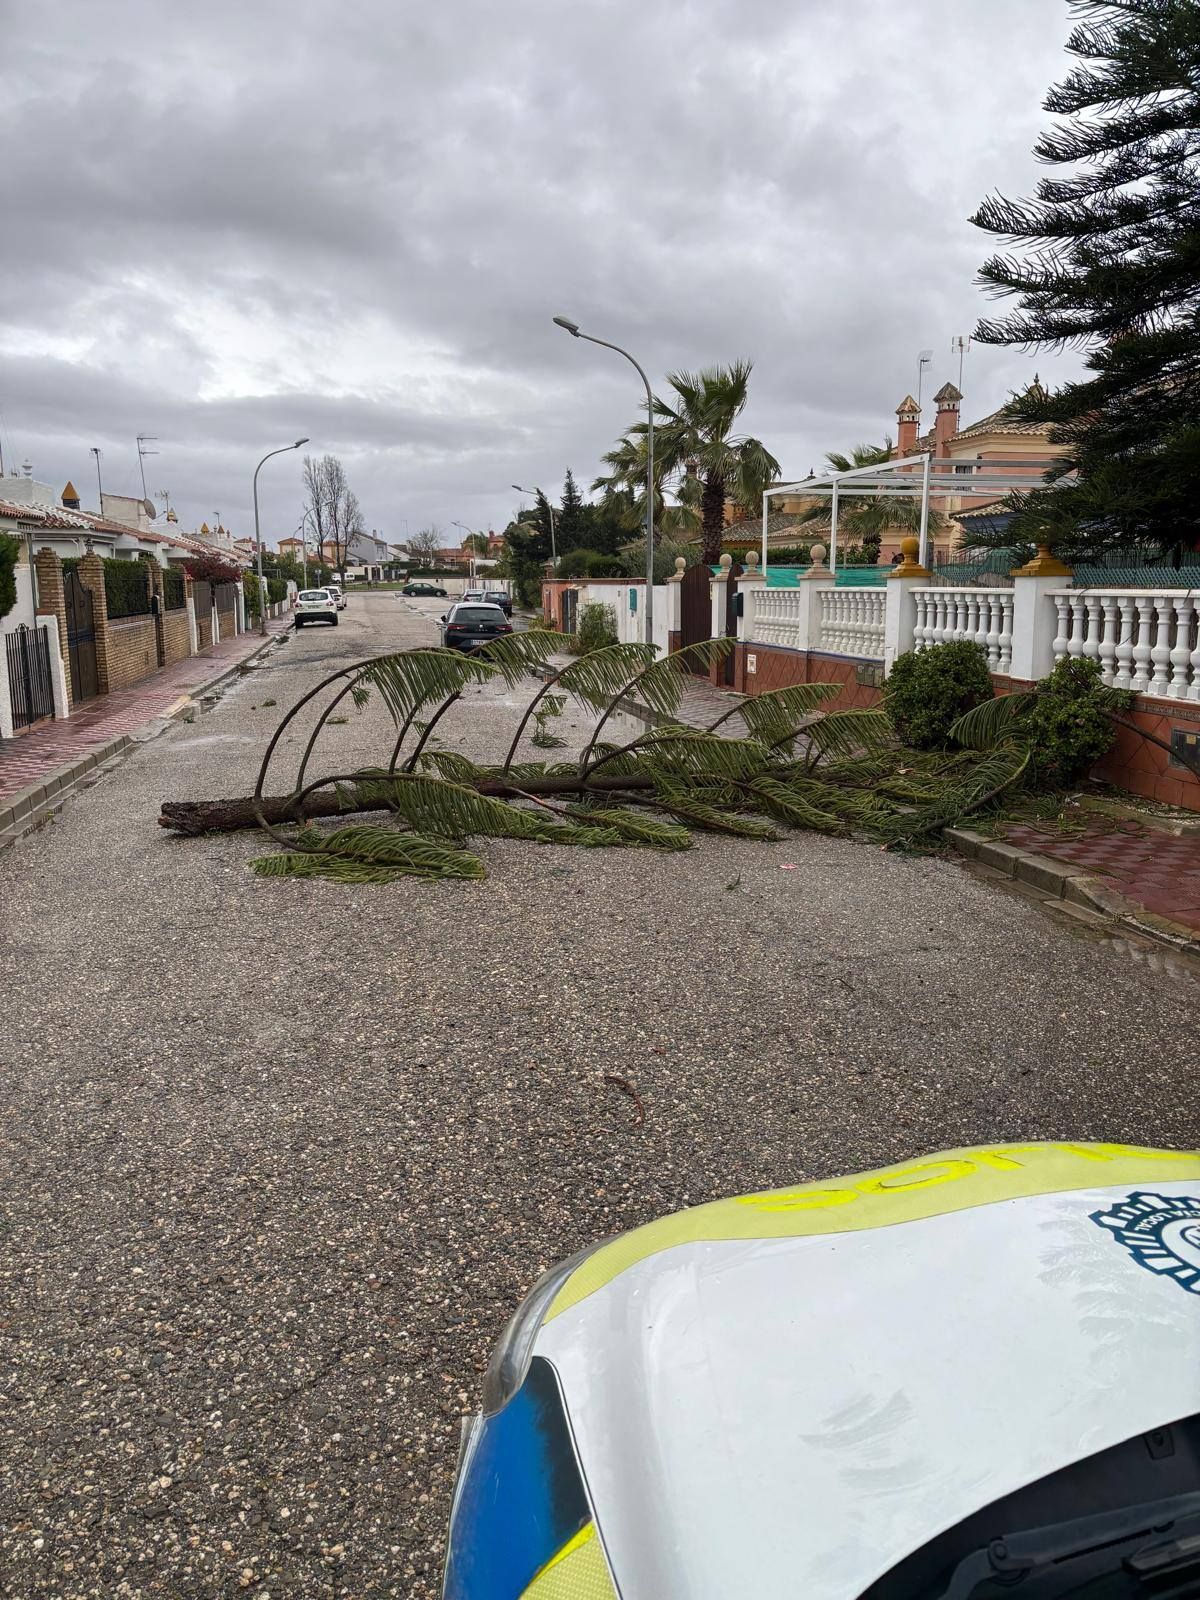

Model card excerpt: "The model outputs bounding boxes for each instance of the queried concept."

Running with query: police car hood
[534,1143,1200,1599]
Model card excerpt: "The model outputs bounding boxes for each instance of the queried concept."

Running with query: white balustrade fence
[1051,589,1200,701]
[746,588,805,651]
[815,588,885,659]
[742,578,1200,709]
[914,587,1013,673]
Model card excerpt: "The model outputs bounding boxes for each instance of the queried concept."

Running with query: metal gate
[5,624,55,732]
[65,567,99,703]
[722,560,744,685]
[679,562,712,672]
[193,579,213,648]
[561,588,578,636]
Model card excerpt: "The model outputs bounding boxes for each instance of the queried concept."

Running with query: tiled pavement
[0,621,286,803]
[1001,820,1200,934]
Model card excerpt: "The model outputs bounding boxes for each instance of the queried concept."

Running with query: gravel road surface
[2,591,1196,1597]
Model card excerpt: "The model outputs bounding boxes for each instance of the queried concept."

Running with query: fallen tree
[158,632,1065,884]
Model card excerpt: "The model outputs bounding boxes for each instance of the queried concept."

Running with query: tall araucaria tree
[970,0,1200,561]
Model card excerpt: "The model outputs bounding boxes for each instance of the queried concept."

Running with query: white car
[326,583,347,610]
[443,1140,1200,1599]
[293,588,338,628]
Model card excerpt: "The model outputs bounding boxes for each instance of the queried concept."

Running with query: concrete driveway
[1,591,1196,1597]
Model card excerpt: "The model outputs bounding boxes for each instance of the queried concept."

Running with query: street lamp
[451,519,480,583]
[552,316,655,646]
[511,485,556,567]
[252,438,308,636]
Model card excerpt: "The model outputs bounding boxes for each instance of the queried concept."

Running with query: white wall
[576,582,670,657]
[3,561,37,630]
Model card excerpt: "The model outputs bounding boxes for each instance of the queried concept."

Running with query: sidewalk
[0,620,287,805]
[997,817,1200,939]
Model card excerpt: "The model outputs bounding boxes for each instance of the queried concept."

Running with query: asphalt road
[2,591,1196,1598]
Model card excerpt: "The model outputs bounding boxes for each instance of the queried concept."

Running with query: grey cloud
[3,0,1083,542]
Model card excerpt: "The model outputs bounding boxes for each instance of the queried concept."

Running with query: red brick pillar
[34,547,72,709]
[78,549,112,695]
[148,561,166,666]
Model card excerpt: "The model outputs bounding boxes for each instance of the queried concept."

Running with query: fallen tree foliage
[159,632,1058,884]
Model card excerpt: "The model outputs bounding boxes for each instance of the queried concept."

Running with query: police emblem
[1091,1191,1200,1294]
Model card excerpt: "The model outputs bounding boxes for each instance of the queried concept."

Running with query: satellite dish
[142,497,156,519]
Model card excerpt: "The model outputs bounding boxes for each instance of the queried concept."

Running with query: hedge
[0,534,17,622]
[104,557,152,619]
[162,566,185,610]
[266,577,287,604]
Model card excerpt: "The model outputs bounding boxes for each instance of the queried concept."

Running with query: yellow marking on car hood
[521,1521,617,1599]
[545,1142,1200,1321]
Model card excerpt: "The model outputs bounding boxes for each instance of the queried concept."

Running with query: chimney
[895,395,921,457]
[61,480,81,510]
[933,382,962,457]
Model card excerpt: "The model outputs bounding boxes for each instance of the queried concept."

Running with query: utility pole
[90,447,104,512]
[136,435,159,500]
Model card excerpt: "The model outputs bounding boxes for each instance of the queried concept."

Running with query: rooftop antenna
[90,447,104,510]
[916,350,933,411]
[951,336,972,390]
[136,434,159,499]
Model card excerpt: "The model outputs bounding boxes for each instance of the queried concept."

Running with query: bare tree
[302,455,363,575]
[408,525,442,568]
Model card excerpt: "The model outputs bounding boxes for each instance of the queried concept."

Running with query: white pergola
[760,453,1071,574]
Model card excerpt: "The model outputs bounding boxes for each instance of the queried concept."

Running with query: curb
[0,629,285,852]
[945,827,1200,958]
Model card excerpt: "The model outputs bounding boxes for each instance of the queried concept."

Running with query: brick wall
[106,616,158,692]
[734,642,883,710]
[990,675,1200,813]
[197,610,213,649]
[1095,697,1200,810]
[739,646,1200,813]
[217,608,236,642]
[162,609,191,665]
[34,548,71,710]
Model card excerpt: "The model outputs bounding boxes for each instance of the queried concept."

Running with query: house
[277,536,307,561]
[0,472,219,574]
[892,378,1061,562]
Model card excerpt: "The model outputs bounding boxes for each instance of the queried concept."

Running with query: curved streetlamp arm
[562,327,655,647]
[252,439,308,636]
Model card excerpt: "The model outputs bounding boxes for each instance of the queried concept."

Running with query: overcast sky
[2,0,1083,549]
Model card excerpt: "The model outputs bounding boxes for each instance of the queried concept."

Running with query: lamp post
[511,485,556,568]
[552,316,655,647]
[252,438,308,636]
[451,519,480,583]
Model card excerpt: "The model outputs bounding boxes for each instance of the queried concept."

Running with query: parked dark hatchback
[402,581,449,597]
[440,602,513,652]
[484,589,513,617]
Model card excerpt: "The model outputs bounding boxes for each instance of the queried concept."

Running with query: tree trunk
[159,773,659,836]
[701,472,727,564]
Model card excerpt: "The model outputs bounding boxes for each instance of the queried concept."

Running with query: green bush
[885,640,994,750]
[569,601,619,655]
[162,566,185,610]
[103,557,152,618]
[0,534,17,621]
[1023,656,1129,788]
[244,577,262,619]
[558,548,626,579]
[266,577,287,604]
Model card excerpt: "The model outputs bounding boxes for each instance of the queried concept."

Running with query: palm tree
[590,434,700,538]
[799,437,944,559]
[651,362,780,562]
